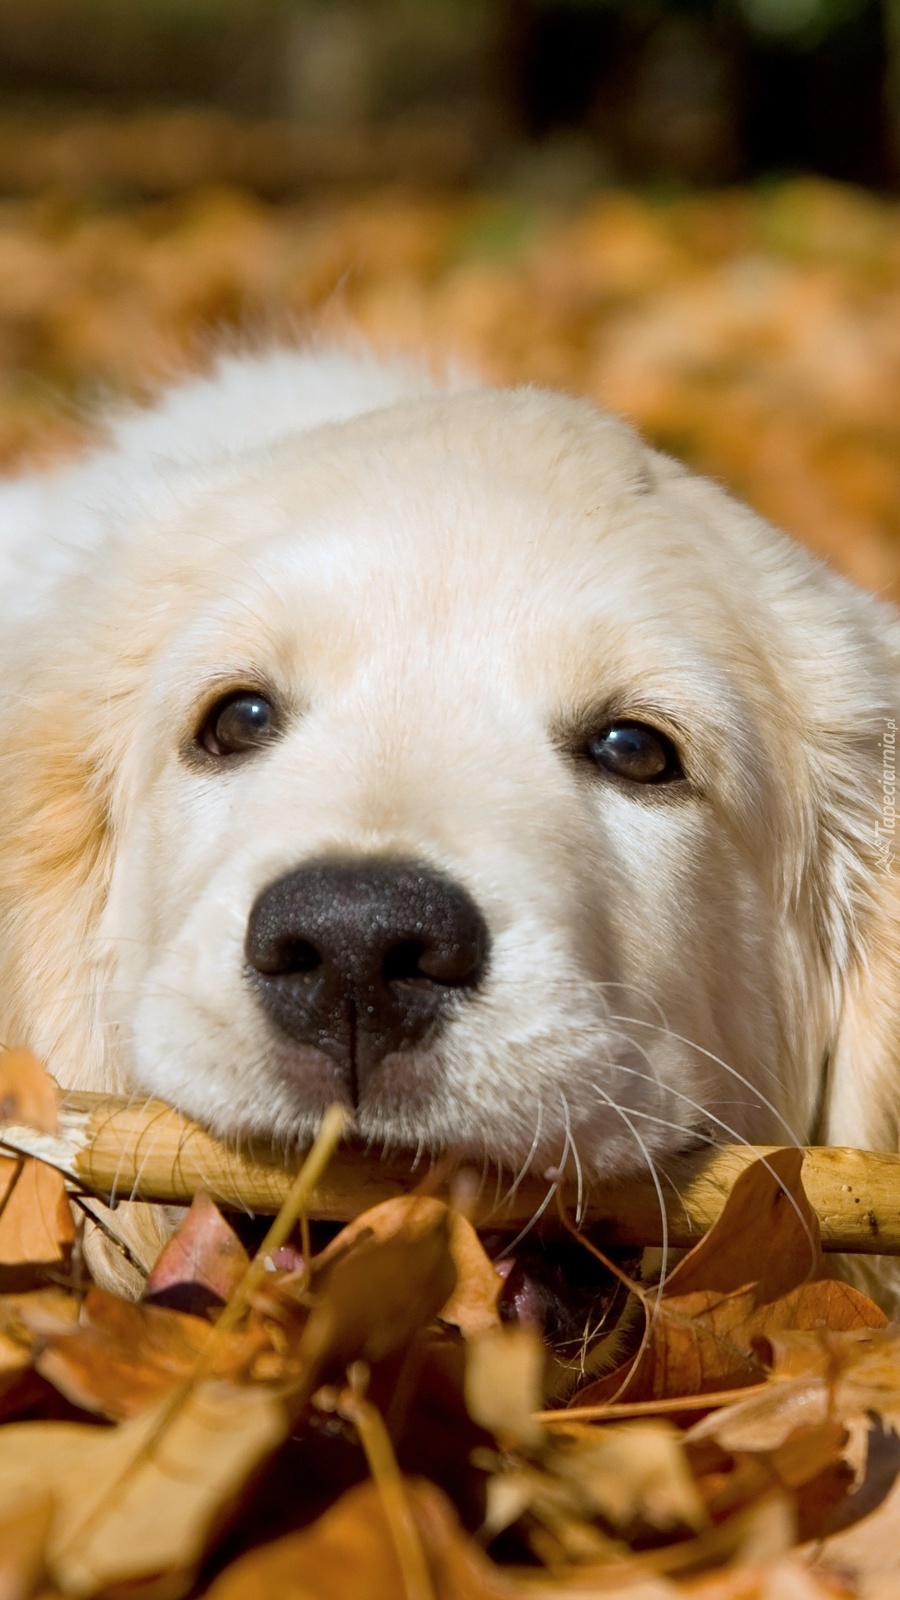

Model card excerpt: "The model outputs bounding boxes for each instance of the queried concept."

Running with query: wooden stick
[1,1091,900,1252]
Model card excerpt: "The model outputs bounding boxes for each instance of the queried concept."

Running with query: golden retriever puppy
[0,346,898,1302]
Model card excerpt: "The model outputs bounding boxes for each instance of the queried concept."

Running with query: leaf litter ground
[0,1049,899,1598]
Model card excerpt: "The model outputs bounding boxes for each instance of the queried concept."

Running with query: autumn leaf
[34,1286,214,1419]
[144,1191,250,1315]
[0,1159,75,1276]
[0,1381,287,1597]
[571,1151,883,1407]
[293,1201,459,1404]
[204,1476,522,1600]
[0,1493,54,1600]
[311,1195,502,1336]
[0,1048,59,1134]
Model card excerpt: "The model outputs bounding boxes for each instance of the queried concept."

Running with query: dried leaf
[572,1154,880,1407]
[0,1493,54,1600]
[312,1196,501,1335]
[35,1287,213,1419]
[293,1201,458,1401]
[0,1159,74,1272]
[144,1192,250,1315]
[663,1150,822,1301]
[204,1477,521,1600]
[465,1324,546,1450]
[0,1382,287,1596]
[0,1049,59,1134]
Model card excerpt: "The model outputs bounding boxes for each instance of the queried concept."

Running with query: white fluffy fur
[1,344,899,1301]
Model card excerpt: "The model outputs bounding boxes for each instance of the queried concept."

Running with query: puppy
[0,345,898,1304]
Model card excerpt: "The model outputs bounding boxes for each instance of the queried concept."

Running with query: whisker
[606,1013,802,1145]
[591,1080,670,1316]
[606,1055,819,1278]
[501,1100,544,1209]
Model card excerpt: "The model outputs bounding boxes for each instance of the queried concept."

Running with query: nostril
[255,937,323,978]
[383,937,482,989]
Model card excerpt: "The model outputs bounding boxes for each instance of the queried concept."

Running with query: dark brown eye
[586,722,684,785]
[197,691,277,758]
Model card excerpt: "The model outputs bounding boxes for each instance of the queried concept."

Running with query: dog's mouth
[227,1210,639,1354]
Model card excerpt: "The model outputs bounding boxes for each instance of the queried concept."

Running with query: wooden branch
[1,1091,900,1253]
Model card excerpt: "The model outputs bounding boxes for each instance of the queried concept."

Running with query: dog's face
[2,386,899,1191]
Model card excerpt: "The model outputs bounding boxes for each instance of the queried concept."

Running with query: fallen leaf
[0,1049,59,1134]
[662,1150,823,1301]
[465,1323,546,1451]
[0,1493,54,1600]
[35,1287,213,1419]
[144,1192,250,1315]
[0,1159,75,1274]
[0,1381,287,1596]
[571,1153,881,1407]
[204,1476,522,1600]
[291,1201,459,1403]
[312,1195,501,1335]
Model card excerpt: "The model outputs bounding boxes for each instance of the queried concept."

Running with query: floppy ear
[0,660,117,1092]
[800,584,900,1159]
[649,448,900,1161]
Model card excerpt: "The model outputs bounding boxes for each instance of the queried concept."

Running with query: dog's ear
[0,655,115,1091]
[799,584,900,1157]
[650,451,900,1157]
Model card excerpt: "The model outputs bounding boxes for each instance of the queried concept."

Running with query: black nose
[245,857,489,1098]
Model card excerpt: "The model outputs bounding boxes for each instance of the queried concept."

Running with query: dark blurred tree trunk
[739,3,892,187]
[496,0,895,188]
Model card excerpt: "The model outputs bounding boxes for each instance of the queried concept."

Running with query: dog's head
[2,385,899,1184]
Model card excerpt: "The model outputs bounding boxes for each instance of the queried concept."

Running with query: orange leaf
[204,1477,520,1600]
[144,1192,250,1315]
[35,1286,213,1419]
[0,1048,59,1135]
[0,1158,74,1272]
[571,1154,880,1408]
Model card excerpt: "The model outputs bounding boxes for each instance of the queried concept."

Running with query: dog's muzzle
[244,856,490,1101]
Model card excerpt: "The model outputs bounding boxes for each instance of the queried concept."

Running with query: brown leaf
[0,1493,54,1600]
[0,1288,80,1416]
[0,1160,74,1273]
[203,1477,521,1600]
[35,1287,213,1419]
[144,1192,250,1315]
[571,1154,878,1408]
[0,1049,59,1135]
[691,1325,900,1456]
[312,1196,501,1336]
[663,1149,822,1301]
[465,1324,546,1451]
[295,1202,458,1402]
[0,1382,287,1596]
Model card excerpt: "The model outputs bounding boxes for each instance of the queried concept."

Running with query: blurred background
[0,0,897,589]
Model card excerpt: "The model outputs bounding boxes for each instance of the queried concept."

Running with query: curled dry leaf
[143,1191,251,1315]
[690,1325,900,1456]
[294,1201,459,1404]
[0,1049,59,1135]
[0,1159,75,1274]
[0,1493,54,1600]
[311,1195,501,1335]
[35,1286,214,1420]
[0,1051,71,1278]
[0,1381,287,1597]
[571,1151,883,1408]
[465,1323,546,1452]
[204,1476,522,1600]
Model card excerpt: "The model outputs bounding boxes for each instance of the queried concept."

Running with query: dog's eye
[197,691,276,758]
[586,722,684,785]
